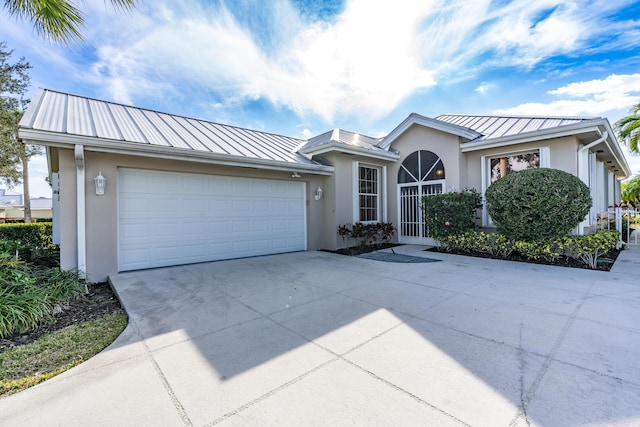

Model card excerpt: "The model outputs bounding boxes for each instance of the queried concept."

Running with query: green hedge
[0,223,55,264]
[0,223,53,248]
[421,189,482,239]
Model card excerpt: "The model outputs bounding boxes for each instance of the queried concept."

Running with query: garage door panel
[118,169,306,271]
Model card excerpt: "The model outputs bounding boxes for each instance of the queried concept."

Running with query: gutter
[19,129,335,176]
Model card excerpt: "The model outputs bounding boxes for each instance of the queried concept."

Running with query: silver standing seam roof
[19,89,330,172]
[435,114,598,140]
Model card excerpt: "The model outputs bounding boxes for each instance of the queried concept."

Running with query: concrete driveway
[1,246,639,426]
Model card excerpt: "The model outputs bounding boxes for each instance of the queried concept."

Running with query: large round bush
[485,168,591,241]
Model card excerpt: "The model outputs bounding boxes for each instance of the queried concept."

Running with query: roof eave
[19,129,335,176]
[300,141,399,161]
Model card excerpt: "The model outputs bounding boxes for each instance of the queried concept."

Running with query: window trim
[353,161,386,224]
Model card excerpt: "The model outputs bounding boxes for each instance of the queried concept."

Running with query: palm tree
[615,102,640,154]
[3,0,137,43]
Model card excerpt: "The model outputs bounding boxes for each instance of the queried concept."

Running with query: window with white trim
[358,164,381,222]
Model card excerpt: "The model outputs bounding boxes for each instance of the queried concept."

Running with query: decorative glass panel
[398,150,445,183]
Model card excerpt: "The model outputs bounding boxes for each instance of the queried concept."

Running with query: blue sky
[2,0,640,197]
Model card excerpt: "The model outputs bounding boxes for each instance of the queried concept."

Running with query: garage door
[118,169,306,271]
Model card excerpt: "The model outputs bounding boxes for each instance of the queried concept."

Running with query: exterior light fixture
[314,186,323,201]
[291,172,301,178]
[94,172,106,195]
[436,169,444,176]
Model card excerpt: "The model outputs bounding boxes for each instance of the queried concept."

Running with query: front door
[398,181,444,243]
[396,150,446,244]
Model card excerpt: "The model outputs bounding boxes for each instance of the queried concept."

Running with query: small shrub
[564,230,619,269]
[515,240,565,263]
[0,255,85,339]
[441,231,515,258]
[421,189,482,239]
[336,222,396,248]
[485,168,591,241]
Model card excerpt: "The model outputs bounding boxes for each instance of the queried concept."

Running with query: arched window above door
[398,150,445,183]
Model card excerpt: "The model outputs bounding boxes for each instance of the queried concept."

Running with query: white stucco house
[18,89,631,281]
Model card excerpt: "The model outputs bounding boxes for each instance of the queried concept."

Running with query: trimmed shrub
[485,168,591,241]
[421,189,482,239]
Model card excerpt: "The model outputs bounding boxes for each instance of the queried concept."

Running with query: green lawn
[0,311,127,397]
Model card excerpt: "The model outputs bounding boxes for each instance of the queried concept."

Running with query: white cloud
[496,73,640,118]
[41,0,640,123]
[475,83,493,94]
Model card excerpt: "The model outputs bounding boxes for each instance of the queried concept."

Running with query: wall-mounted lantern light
[291,172,301,178]
[314,186,323,201]
[94,172,106,195]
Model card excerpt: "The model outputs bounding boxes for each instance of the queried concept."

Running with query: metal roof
[301,128,385,152]
[20,89,327,171]
[435,114,598,140]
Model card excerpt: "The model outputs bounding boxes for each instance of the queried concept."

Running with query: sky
[2,0,640,198]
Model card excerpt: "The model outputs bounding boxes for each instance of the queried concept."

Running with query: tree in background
[615,102,640,154]
[3,0,137,43]
[622,176,640,208]
[0,41,40,222]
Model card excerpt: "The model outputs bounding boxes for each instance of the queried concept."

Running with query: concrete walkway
[1,246,639,426]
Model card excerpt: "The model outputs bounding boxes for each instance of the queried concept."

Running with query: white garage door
[118,169,306,271]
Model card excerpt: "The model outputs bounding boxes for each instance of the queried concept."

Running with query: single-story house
[19,89,631,281]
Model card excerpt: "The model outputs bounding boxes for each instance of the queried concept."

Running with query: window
[398,150,445,184]
[358,164,381,222]
[489,151,540,182]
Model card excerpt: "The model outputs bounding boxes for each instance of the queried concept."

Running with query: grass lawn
[0,311,127,397]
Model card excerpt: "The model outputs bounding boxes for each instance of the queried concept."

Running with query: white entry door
[118,169,306,271]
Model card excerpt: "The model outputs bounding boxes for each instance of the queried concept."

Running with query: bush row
[338,222,396,247]
[440,229,619,269]
[0,223,57,264]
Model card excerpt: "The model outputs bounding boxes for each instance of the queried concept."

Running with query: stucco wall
[55,148,329,282]
[323,153,395,250]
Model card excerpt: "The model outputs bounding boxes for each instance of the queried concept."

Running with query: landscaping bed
[0,282,124,351]
[426,246,621,271]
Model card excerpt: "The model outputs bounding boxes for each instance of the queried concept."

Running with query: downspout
[577,131,608,234]
[74,145,86,275]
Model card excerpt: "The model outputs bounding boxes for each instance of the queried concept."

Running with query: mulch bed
[0,282,124,352]
[426,247,621,271]
[324,243,403,256]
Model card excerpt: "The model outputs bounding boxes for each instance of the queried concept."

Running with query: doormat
[357,252,441,263]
